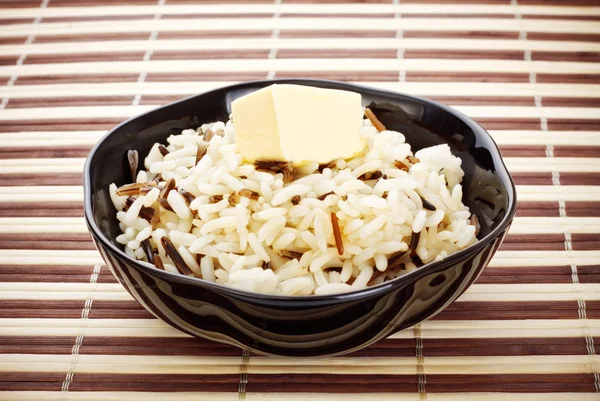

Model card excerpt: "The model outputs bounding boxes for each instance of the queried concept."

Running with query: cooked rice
[110,115,478,296]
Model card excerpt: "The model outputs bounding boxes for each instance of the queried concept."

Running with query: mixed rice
[110,110,478,296]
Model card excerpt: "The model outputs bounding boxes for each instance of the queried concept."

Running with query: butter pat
[231,84,365,165]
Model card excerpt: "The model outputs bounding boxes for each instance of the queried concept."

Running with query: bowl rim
[83,78,517,303]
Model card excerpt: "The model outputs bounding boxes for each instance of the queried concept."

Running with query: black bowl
[84,79,516,356]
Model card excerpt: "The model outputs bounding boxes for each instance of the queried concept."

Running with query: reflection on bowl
[84,79,516,356]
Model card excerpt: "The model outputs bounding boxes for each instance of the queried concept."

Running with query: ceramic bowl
[84,79,516,356]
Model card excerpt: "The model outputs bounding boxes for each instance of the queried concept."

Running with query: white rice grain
[167,190,191,220]
[315,283,353,295]
[412,210,427,233]
[271,184,311,206]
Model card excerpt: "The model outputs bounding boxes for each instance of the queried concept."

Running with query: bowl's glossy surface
[84,79,516,356]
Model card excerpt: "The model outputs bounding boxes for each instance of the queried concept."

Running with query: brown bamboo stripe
[0,202,83,217]
[433,301,595,320]
[424,374,596,392]
[404,50,525,60]
[139,95,193,105]
[67,373,241,392]
[158,31,272,39]
[43,15,162,23]
[476,119,543,130]
[404,31,519,40]
[28,11,595,23]
[279,30,397,38]
[284,0,392,3]
[567,202,600,217]
[0,0,41,6]
[0,237,96,251]
[0,18,34,25]
[560,173,600,186]
[554,147,600,158]
[500,146,547,157]
[537,74,600,84]
[548,120,600,131]
[0,37,28,45]
[0,373,65,392]
[2,372,592,393]
[510,173,552,186]
[15,74,139,85]
[542,98,600,108]
[23,53,146,65]
[533,52,600,63]
[164,13,275,19]
[151,50,270,60]
[0,337,76,355]
[528,32,600,42]
[520,0,600,5]
[0,56,19,66]
[33,33,153,43]
[2,334,596,358]
[0,270,120,285]
[284,13,395,18]
[503,174,600,187]
[275,71,401,81]
[400,13,513,19]
[424,337,600,356]
[429,96,536,106]
[579,266,600,284]
[145,72,268,82]
[525,15,600,21]
[245,373,595,393]
[5,98,134,109]
[49,0,157,5]
[0,174,84,186]
[0,119,124,132]
[276,49,397,59]
[405,72,530,82]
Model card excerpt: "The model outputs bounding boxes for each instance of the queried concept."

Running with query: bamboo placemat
[1,0,599,399]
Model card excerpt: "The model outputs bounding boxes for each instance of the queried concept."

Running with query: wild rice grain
[178,188,196,204]
[154,254,165,270]
[116,183,146,197]
[161,237,193,276]
[141,239,154,263]
[419,194,437,211]
[394,160,409,171]
[239,189,260,200]
[365,108,386,132]
[159,178,176,200]
[127,150,139,183]
[158,144,169,156]
[409,231,421,256]
[331,213,344,256]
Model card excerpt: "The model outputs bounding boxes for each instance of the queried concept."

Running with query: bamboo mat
[0,0,600,399]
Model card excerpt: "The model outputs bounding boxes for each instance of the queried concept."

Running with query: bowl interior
[86,79,514,281]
